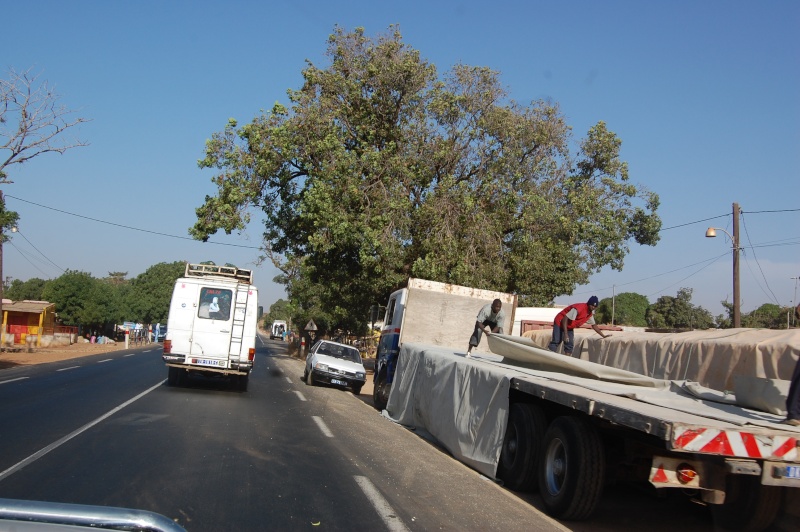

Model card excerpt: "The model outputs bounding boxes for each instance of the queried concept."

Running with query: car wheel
[352,385,363,395]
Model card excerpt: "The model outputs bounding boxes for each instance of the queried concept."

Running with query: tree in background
[124,261,185,324]
[0,67,89,324]
[5,277,46,301]
[646,288,715,329]
[742,303,791,329]
[41,270,101,332]
[596,292,650,326]
[190,26,661,332]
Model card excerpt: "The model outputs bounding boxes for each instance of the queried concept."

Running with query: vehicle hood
[314,353,366,373]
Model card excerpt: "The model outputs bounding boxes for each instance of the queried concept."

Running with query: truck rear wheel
[711,475,781,531]
[373,369,390,411]
[236,375,249,392]
[497,403,546,491]
[537,416,605,520]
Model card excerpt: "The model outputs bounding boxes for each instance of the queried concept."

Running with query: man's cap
[588,296,599,306]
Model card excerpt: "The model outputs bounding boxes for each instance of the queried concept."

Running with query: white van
[270,320,287,340]
[162,262,259,391]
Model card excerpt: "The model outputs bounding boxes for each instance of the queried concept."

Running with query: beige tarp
[385,339,798,480]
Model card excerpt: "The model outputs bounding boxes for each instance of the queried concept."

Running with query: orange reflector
[163,340,172,354]
[248,348,255,361]
[676,464,697,484]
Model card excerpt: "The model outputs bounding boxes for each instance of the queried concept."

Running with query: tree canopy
[596,292,650,326]
[645,288,715,330]
[191,26,661,332]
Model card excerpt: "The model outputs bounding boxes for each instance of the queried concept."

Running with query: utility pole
[611,285,616,326]
[732,202,741,328]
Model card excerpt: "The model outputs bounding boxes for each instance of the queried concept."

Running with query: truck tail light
[163,340,171,354]
[676,464,698,484]
[248,348,255,361]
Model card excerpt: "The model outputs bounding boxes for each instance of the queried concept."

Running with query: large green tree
[596,292,650,326]
[191,26,661,331]
[5,277,46,301]
[646,288,715,330]
[40,270,115,332]
[742,303,791,329]
[125,261,185,324]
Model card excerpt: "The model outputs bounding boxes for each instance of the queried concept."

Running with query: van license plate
[785,466,800,479]
[192,358,224,367]
[331,379,346,386]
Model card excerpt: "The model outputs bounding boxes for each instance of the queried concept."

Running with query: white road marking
[285,377,292,384]
[354,476,410,532]
[294,391,307,402]
[0,380,165,482]
[97,359,113,363]
[312,416,333,438]
[57,366,80,372]
[124,353,136,357]
[0,377,28,385]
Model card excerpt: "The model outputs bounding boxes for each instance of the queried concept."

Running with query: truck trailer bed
[385,336,800,480]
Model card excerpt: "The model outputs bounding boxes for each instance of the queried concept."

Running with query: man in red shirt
[547,295,610,356]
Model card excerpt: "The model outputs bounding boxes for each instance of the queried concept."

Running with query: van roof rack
[184,262,254,284]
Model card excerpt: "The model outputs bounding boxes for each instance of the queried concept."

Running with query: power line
[660,208,800,232]
[740,214,781,306]
[5,195,262,250]
[7,240,55,279]
[14,229,65,273]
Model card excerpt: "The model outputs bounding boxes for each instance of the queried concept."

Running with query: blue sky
[2,0,798,317]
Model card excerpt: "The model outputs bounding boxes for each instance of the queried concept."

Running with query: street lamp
[705,203,741,328]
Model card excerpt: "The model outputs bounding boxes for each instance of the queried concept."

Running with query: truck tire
[236,375,249,392]
[537,416,605,520]
[497,403,546,491]
[373,369,389,411]
[167,366,179,386]
[711,475,782,531]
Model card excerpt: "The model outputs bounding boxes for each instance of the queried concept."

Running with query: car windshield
[317,343,362,363]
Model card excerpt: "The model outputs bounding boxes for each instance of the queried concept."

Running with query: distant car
[303,340,366,394]
[157,327,167,342]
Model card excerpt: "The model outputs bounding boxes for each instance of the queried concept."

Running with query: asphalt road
[0,335,565,531]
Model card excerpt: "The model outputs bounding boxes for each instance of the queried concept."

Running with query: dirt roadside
[0,341,134,370]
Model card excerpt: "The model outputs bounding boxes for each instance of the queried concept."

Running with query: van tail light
[676,464,698,484]
[248,348,255,361]
[163,340,171,354]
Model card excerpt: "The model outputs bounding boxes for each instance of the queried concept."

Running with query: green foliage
[12,261,183,332]
[5,277,46,301]
[596,292,650,326]
[41,270,103,328]
[191,26,661,329]
[645,288,715,329]
[0,196,20,243]
[124,261,185,324]
[742,303,791,329]
[266,299,293,323]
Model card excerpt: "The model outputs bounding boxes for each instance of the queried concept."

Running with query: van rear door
[188,285,234,367]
